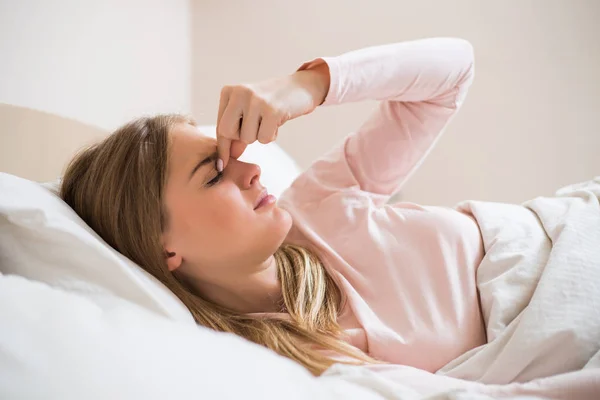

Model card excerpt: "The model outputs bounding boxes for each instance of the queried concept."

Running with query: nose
[228,159,261,189]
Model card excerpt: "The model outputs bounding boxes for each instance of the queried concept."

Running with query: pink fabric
[279,38,485,372]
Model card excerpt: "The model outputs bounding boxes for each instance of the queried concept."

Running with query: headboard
[0,104,108,182]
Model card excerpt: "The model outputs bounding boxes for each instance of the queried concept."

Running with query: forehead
[168,123,217,172]
[170,122,216,148]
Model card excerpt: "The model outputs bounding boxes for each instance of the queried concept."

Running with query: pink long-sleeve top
[278,38,486,373]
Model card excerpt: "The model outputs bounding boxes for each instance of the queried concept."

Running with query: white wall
[1,1,598,204]
[191,0,600,205]
[0,0,191,131]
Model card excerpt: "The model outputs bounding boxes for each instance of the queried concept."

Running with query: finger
[257,115,279,144]
[216,88,232,170]
[217,101,243,141]
[217,135,232,170]
[217,101,243,170]
[230,140,247,160]
[240,102,261,145]
[217,87,231,126]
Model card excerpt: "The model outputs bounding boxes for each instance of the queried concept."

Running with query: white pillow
[0,274,328,400]
[197,125,302,198]
[0,172,193,322]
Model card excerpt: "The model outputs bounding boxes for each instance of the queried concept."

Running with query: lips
[254,189,268,210]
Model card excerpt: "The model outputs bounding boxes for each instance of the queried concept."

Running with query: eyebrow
[188,151,218,181]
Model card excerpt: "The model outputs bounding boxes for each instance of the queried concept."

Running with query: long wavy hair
[60,114,377,375]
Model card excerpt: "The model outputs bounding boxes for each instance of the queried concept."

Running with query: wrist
[295,61,330,107]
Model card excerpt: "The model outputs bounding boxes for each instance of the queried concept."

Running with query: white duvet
[321,178,600,399]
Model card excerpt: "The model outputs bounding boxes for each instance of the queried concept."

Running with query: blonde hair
[60,114,378,375]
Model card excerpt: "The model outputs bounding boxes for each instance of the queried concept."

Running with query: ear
[162,231,183,272]
[164,248,183,272]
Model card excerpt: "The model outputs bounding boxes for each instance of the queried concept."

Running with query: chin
[262,206,292,248]
[247,209,292,266]
[272,206,293,237]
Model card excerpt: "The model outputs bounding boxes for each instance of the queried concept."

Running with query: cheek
[180,185,252,245]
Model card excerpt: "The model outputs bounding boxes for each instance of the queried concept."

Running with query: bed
[1,104,599,399]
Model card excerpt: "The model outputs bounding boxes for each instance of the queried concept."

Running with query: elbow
[456,39,475,103]
[453,37,475,65]
[447,37,475,80]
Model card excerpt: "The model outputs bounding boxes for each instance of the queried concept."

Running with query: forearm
[299,38,474,108]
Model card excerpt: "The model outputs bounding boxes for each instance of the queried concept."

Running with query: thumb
[217,135,231,171]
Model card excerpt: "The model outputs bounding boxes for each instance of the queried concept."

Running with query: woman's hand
[216,62,330,170]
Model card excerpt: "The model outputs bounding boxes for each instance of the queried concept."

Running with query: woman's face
[161,123,292,285]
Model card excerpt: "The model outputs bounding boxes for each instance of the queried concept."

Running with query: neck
[188,255,283,314]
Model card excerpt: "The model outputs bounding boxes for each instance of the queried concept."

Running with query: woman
[61,38,484,376]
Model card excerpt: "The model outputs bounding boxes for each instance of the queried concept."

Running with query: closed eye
[206,171,223,187]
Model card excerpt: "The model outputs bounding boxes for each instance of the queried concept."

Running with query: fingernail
[216,158,224,172]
